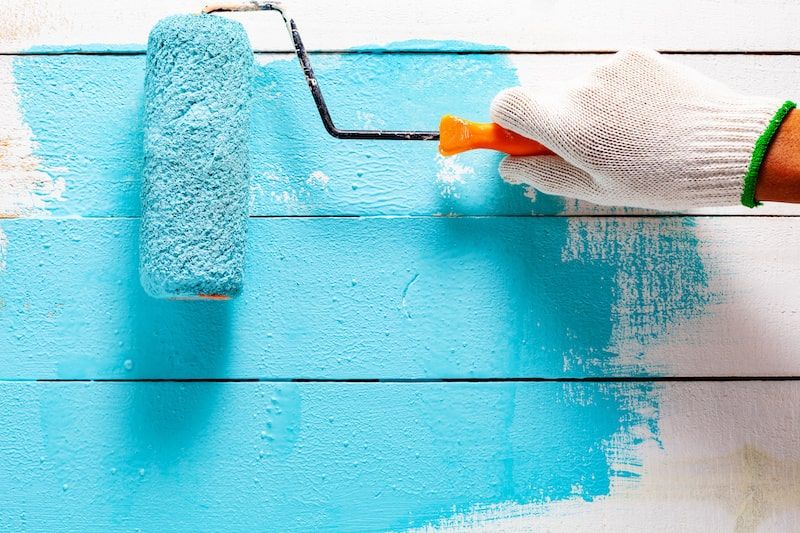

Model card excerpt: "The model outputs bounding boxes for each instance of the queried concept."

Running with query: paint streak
[561,218,713,374]
[400,272,420,318]
[8,42,714,529]
[405,383,661,532]
[0,59,64,216]
[409,382,800,532]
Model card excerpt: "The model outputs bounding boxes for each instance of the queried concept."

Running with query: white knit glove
[491,49,794,209]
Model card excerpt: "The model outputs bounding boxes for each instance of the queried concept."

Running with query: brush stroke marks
[411,382,800,532]
[0,58,64,217]
[562,218,713,374]
[8,44,712,526]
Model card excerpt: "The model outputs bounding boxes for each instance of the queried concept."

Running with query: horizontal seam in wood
[4,214,800,221]
[6,50,800,57]
[9,376,800,384]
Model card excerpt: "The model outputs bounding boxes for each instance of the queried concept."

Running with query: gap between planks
[9,50,800,56]
[8,214,800,220]
[17,376,800,383]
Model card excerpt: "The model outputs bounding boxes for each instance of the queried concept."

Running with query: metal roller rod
[204,1,440,141]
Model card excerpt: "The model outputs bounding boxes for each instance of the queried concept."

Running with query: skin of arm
[757,109,800,203]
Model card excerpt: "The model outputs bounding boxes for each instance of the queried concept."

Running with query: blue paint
[251,46,564,216]
[12,51,561,216]
[1,217,708,382]
[7,40,714,527]
[0,215,708,528]
[19,382,658,531]
[140,15,253,299]
[12,55,145,217]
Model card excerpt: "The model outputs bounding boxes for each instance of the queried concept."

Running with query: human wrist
[755,108,800,204]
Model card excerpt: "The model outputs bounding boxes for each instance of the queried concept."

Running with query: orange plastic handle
[438,114,553,157]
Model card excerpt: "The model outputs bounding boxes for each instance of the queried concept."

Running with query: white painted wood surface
[3,0,800,53]
[2,1,800,531]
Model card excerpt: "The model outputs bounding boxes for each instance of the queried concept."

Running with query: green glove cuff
[741,100,797,208]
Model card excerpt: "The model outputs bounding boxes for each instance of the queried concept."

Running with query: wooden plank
[0,380,798,531]
[1,216,799,379]
[4,53,800,218]
[3,0,800,53]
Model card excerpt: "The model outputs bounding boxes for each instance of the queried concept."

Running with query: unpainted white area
[559,217,800,376]
[306,170,330,188]
[435,155,473,199]
[0,58,65,217]
[409,383,800,532]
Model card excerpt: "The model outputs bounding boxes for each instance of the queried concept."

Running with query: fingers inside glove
[499,155,599,200]
[490,87,559,146]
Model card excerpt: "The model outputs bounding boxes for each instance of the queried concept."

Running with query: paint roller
[140,2,551,300]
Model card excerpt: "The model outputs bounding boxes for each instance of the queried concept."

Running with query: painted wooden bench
[2,1,800,530]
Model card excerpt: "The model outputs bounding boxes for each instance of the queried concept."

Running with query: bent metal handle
[438,115,554,157]
[204,3,554,157]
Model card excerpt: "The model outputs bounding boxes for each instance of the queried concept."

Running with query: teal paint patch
[7,41,713,526]
[12,51,561,216]
[0,217,709,381]
[12,55,145,217]
[18,382,659,531]
[251,49,563,215]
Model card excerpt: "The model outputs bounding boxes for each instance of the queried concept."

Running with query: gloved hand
[490,49,794,209]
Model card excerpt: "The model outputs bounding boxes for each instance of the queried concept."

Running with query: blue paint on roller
[139,15,253,299]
